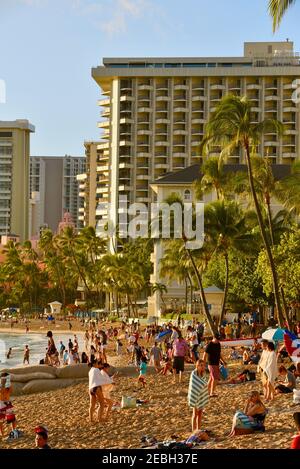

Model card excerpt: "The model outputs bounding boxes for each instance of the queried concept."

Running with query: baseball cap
[34,425,48,435]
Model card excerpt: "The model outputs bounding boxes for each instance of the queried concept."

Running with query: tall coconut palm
[194,156,230,201]
[205,200,255,326]
[275,161,300,217]
[151,282,168,309]
[201,95,286,327]
[269,0,296,31]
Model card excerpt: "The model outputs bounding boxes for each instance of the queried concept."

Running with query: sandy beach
[1,348,299,449]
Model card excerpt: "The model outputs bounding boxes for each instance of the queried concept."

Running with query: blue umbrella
[262,328,285,342]
[155,329,172,342]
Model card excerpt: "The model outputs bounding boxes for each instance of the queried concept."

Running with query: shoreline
[0,327,85,335]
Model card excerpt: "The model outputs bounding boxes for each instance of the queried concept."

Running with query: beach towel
[188,370,209,409]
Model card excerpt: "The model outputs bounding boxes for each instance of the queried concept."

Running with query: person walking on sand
[150,342,162,372]
[88,359,113,423]
[137,356,147,387]
[188,359,209,432]
[172,332,189,384]
[257,339,269,399]
[202,334,226,397]
[264,341,278,401]
[23,345,30,365]
[6,348,12,360]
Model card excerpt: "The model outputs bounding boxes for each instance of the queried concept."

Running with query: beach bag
[219,365,228,380]
[121,396,137,409]
[293,389,300,404]
[246,371,256,381]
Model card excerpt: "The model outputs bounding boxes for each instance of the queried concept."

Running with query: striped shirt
[188,370,209,409]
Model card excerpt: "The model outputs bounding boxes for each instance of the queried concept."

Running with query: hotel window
[184,189,191,201]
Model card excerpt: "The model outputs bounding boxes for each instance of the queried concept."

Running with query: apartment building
[77,141,103,229]
[30,155,85,234]
[91,41,300,241]
[0,119,35,241]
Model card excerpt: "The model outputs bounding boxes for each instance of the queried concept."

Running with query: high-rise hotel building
[91,41,300,237]
[0,119,35,241]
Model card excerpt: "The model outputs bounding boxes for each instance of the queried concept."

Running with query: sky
[0,0,300,156]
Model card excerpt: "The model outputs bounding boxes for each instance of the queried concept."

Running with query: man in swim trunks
[203,334,226,397]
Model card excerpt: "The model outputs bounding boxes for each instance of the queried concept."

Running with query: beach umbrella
[155,329,172,342]
[262,327,285,342]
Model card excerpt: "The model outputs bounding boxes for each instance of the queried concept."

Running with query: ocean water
[0,331,84,370]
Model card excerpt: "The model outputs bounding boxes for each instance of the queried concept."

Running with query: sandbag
[2,365,57,377]
[10,382,25,397]
[22,377,86,395]
[11,372,56,383]
[55,364,89,379]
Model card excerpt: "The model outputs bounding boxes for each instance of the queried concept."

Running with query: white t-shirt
[68,354,76,366]
[88,367,113,390]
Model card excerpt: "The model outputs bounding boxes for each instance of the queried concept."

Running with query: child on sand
[137,356,147,387]
[0,372,18,438]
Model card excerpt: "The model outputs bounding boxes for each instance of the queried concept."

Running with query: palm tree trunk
[266,196,292,329]
[184,277,188,307]
[184,246,217,335]
[219,253,229,327]
[244,142,285,328]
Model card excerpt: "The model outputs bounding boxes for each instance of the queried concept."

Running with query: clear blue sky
[0,0,300,156]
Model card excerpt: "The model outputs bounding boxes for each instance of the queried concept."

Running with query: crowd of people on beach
[1,316,300,449]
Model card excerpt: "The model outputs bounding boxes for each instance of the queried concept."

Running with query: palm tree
[269,0,296,31]
[275,161,300,217]
[194,157,230,200]
[201,95,286,327]
[205,200,255,326]
[151,282,168,310]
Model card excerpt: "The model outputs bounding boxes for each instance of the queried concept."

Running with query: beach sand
[1,356,299,449]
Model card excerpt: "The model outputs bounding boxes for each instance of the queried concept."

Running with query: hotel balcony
[282,152,297,158]
[120,117,134,124]
[137,162,149,169]
[174,84,188,90]
[138,107,152,113]
[191,140,202,146]
[97,164,109,171]
[264,141,279,146]
[210,84,225,90]
[120,94,134,102]
[98,98,110,106]
[173,130,187,135]
[265,84,278,90]
[174,107,188,113]
[192,96,207,101]
[284,129,298,135]
[265,95,279,101]
[137,130,152,135]
[96,187,109,194]
[136,197,151,203]
[156,118,170,124]
[155,163,168,169]
[138,84,153,90]
[156,96,170,101]
[137,152,151,157]
[118,163,132,170]
[137,174,151,180]
[102,110,110,118]
[98,120,110,128]
[247,84,261,90]
[119,140,133,146]
[98,142,109,150]
[283,83,296,90]
[283,107,297,113]
[119,185,133,191]
[192,118,206,124]
[173,152,187,158]
[155,141,169,146]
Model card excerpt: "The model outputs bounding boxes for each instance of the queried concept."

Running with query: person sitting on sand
[159,355,173,376]
[230,347,241,360]
[291,412,300,449]
[81,352,89,364]
[137,356,147,387]
[229,390,267,437]
[188,359,209,432]
[241,347,251,365]
[275,365,296,394]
